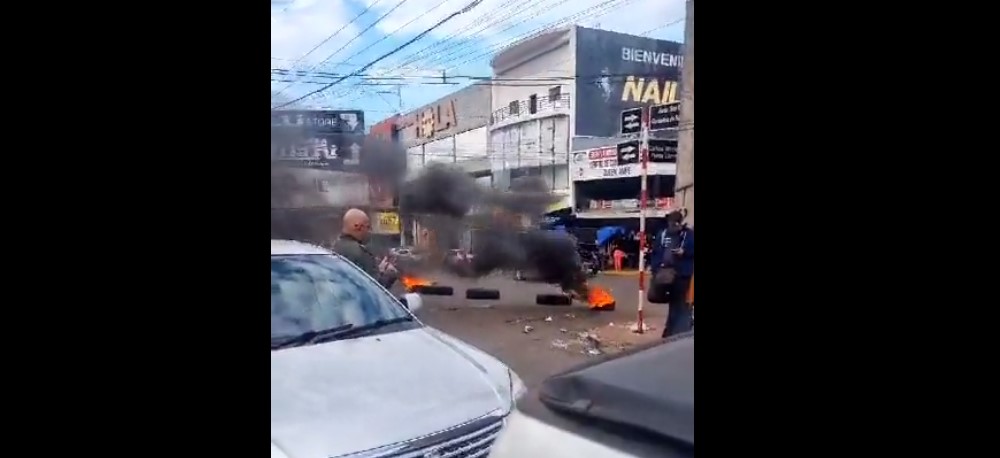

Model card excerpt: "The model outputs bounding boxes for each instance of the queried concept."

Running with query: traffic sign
[616,140,640,165]
[620,107,643,135]
[648,139,678,163]
[649,102,680,131]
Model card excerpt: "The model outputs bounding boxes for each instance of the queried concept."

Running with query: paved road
[407,272,668,389]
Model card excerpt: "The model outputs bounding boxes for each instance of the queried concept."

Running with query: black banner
[648,139,678,163]
[616,140,640,165]
[271,110,369,173]
[649,103,680,131]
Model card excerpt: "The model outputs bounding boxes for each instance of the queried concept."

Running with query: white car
[271,240,525,458]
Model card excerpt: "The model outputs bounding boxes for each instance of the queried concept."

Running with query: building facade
[489,26,684,224]
[271,109,404,251]
[370,84,493,246]
[488,27,574,207]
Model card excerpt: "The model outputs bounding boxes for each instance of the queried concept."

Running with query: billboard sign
[574,27,682,138]
[571,147,675,182]
[373,211,401,235]
[271,110,367,172]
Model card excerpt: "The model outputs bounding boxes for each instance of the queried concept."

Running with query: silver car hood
[271,327,512,458]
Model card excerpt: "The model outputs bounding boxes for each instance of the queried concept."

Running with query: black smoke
[400,163,588,295]
[271,136,407,246]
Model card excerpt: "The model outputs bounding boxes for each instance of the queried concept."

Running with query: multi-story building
[489,26,684,225]
[369,84,493,246]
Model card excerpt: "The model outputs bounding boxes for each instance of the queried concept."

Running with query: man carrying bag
[649,210,694,337]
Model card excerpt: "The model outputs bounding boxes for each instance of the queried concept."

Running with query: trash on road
[559,328,568,333]
[544,316,553,322]
[550,339,570,349]
[587,348,603,356]
[564,313,576,319]
[523,325,534,333]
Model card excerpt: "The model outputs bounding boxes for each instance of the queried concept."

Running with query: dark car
[488,333,694,458]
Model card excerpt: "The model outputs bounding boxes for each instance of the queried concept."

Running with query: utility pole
[636,108,650,334]
[675,0,695,226]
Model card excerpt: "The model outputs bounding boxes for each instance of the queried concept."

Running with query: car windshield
[271,254,415,341]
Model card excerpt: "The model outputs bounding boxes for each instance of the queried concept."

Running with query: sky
[270,0,686,124]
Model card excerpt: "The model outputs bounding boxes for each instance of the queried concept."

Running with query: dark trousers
[663,275,693,338]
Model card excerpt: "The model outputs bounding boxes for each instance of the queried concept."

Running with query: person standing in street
[613,246,626,271]
[333,208,398,288]
[662,210,694,337]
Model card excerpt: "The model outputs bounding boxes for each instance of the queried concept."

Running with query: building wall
[397,84,491,149]
[489,28,575,192]
[392,84,492,179]
[572,27,683,150]
[403,125,490,172]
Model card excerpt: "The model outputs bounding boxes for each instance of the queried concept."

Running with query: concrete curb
[603,270,642,277]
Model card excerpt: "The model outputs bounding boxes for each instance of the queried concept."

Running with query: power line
[274,0,486,109]
[319,0,453,82]
[385,0,538,71]
[272,0,406,102]
[320,0,577,101]
[331,0,634,104]
[388,0,564,72]
[285,13,683,111]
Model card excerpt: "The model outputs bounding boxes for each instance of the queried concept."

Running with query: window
[508,100,519,115]
[528,94,538,114]
[271,254,416,341]
[548,86,561,103]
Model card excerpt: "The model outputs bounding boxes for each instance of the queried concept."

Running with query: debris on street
[550,339,570,349]
[523,325,534,333]
[544,316,553,322]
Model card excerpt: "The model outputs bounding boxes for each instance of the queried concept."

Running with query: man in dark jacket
[662,211,694,338]
[333,208,398,288]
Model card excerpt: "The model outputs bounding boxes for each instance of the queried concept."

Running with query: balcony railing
[490,93,571,125]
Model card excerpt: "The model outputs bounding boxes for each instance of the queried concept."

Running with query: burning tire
[466,288,500,300]
[590,301,616,311]
[536,294,572,306]
[414,285,454,296]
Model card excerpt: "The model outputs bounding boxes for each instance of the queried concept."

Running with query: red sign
[369,115,399,140]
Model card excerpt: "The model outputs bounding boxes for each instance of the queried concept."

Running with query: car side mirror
[399,292,423,313]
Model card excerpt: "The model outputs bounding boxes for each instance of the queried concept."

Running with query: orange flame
[587,286,616,310]
[401,276,433,292]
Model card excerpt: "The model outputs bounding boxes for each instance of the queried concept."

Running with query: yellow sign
[375,212,400,234]
[621,76,679,104]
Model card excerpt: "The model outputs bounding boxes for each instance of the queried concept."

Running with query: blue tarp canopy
[596,226,626,246]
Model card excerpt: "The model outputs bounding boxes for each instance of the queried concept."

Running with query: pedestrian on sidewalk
[662,210,694,338]
[613,246,626,271]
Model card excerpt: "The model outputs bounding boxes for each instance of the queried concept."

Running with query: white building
[488,27,574,209]
[489,26,683,221]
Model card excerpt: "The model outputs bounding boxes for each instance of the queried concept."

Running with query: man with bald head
[333,208,398,287]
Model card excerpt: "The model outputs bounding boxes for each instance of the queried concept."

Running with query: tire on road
[536,293,572,306]
[591,301,617,311]
[466,288,500,300]
[414,285,455,296]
